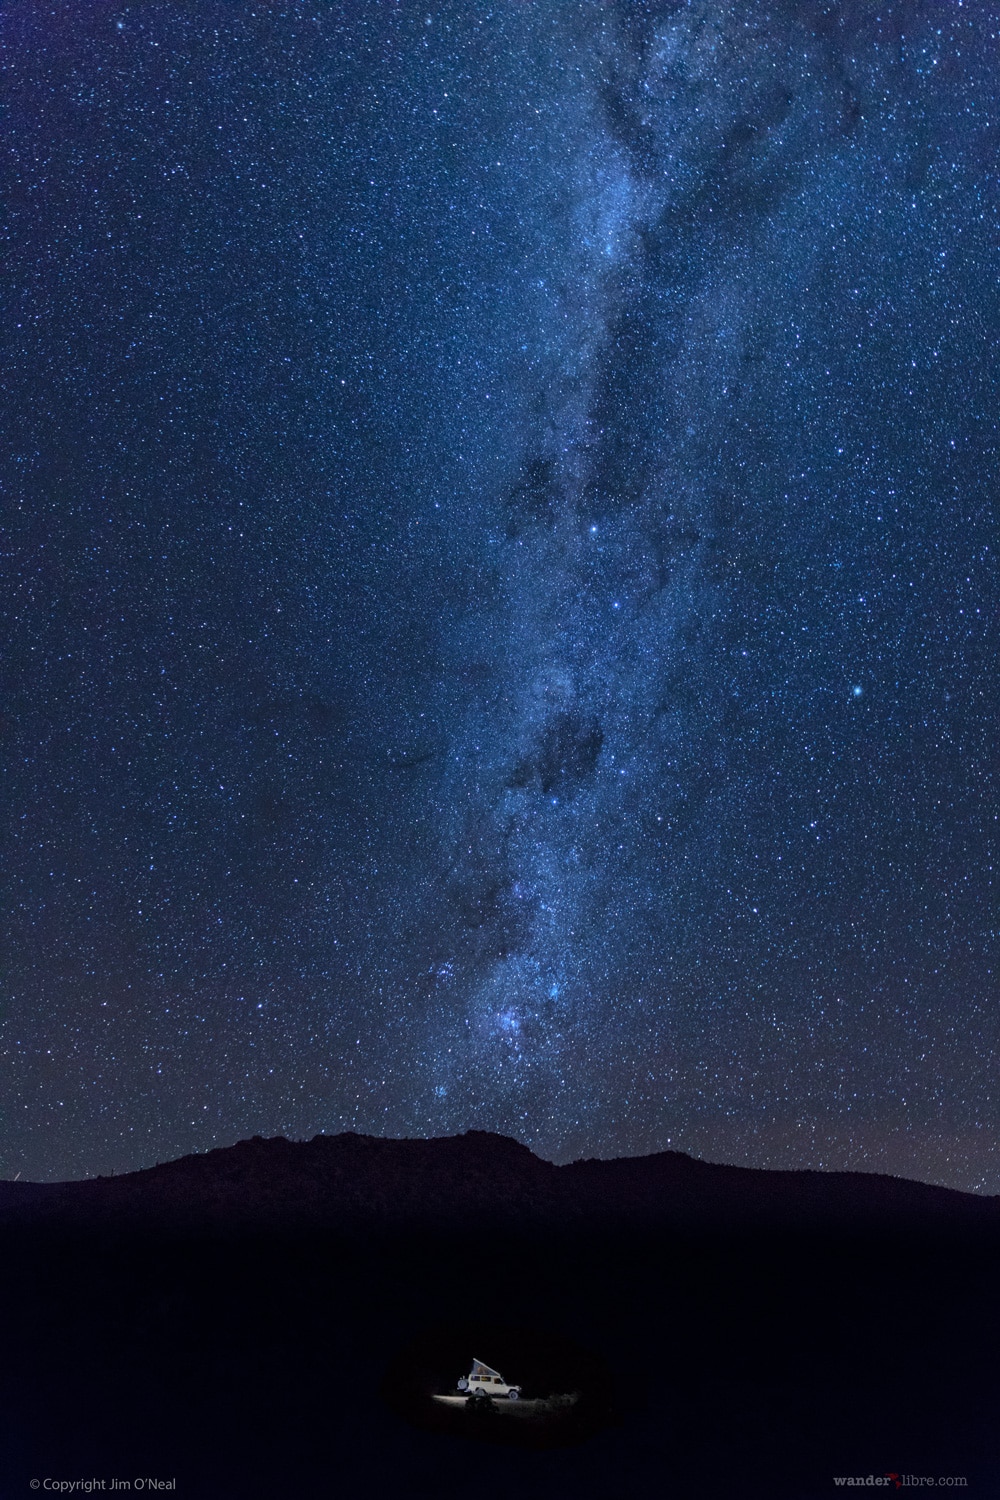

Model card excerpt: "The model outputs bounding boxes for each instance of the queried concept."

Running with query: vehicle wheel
[507,1389,519,1401]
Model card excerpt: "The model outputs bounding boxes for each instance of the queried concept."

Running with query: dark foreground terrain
[2,1133,997,1499]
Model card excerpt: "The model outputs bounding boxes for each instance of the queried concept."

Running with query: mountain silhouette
[2,1130,996,1233]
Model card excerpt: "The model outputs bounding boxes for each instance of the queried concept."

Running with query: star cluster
[2,1,997,1189]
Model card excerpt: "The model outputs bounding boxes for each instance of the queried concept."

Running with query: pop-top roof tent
[470,1359,502,1380]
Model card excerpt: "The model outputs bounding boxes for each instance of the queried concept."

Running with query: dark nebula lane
[2,1,997,1190]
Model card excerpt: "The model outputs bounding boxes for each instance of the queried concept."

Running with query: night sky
[3,0,997,1190]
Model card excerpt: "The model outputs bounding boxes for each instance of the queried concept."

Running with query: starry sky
[3,0,997,1189]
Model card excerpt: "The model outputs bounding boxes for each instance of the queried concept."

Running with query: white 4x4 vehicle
[457,1358,521,1400]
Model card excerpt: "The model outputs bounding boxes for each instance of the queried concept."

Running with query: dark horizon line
[5,1125,996,1201]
